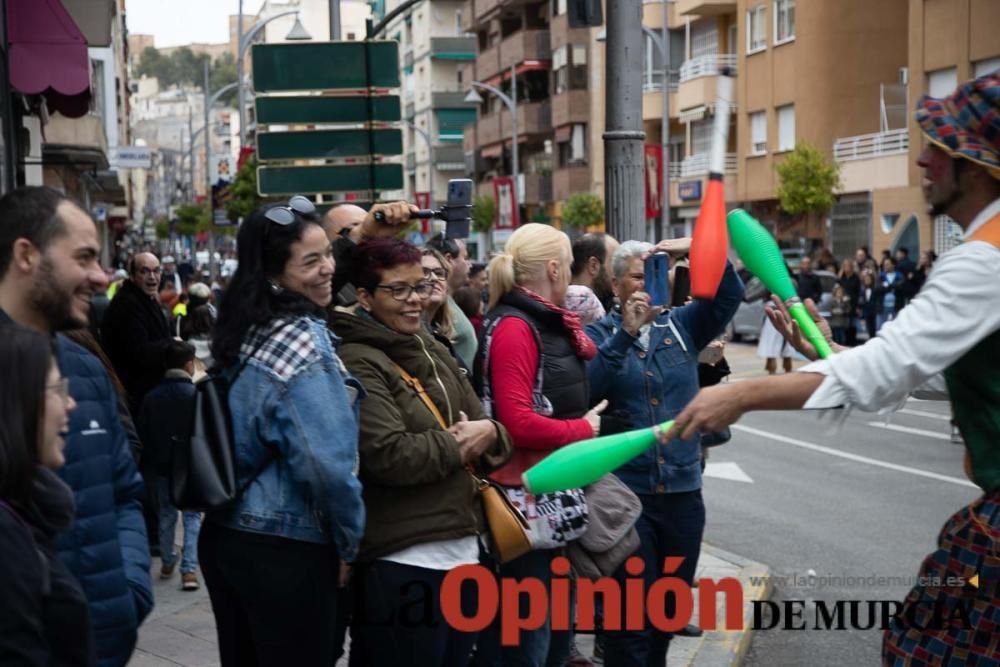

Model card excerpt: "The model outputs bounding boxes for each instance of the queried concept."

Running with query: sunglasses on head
[264,195,316,226]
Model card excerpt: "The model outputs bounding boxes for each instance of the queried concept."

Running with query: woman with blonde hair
[421,247,456,340]
[473,223,607,666]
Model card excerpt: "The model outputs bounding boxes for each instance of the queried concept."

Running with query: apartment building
[382,0,478,209]
[461,0,606,233]
[658,0,999,259]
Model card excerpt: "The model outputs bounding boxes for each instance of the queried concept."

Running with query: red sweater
[488,317,593,486]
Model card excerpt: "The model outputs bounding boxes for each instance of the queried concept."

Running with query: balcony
[44,113,109,166]
[477,111,503,146]
[522,172,553,204]
[552,165,591,202]
[679,152,738,177]
[642,70,679,121]
[476,41,501,79]
[475,0,501,22]
[432,91,478,109]
[431,36,476,61]
[550,12,590,51]
[501,100,552,138]
[552,90,589,128]
[834,129,910,192]
[500,29,551,72]
[435,144,467,171]
[675,0,737,17]
[677,54,737,112]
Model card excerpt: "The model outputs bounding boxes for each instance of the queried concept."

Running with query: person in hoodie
[330,238,513,667]
[0,322,92,666]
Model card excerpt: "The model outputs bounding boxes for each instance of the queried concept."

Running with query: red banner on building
[644,144,663,220]
[493,176,519,230]
[414,192,431,233]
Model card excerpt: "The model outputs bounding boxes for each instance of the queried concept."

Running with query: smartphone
[444,178,473,239]
[645,253,670,306]
[670,265,691,307]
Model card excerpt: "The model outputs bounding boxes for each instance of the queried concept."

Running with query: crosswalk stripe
[867,422,951,441]
[732,424,977,488]
[896,408,952,422]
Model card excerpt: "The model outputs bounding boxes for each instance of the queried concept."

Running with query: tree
[225,154,263,224]
[173,202,210,237]
[210,53,238,107]
[134,47,236,100]
[561,192,603,231]
[471,195,497,235]
[775,142,842,217]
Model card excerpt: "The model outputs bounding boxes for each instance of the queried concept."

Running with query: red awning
[8,0,91,117]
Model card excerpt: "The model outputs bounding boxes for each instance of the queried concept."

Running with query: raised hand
[621,291,661,336]
[351,201,418,242]
[764,295,846,361]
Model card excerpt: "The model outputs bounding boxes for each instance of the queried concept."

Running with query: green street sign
[257,129,403,161]
[252,42,401,92]
[255,95,401,124]
[257,164,404,196]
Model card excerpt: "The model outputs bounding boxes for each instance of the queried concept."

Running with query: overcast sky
[126,0,265,48]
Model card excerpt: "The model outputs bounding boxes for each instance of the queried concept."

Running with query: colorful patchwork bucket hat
[916,73,1000,180]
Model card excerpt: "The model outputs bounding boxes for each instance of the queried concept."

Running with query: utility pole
[187,106,195,197]
[237,0,245,146]
[329,0,341,40]
[204,61,217,282]
[603,0,645,242]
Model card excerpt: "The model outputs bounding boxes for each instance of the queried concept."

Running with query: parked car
[727,270,837,342]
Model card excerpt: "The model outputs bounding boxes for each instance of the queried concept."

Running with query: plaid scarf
[515,286,597,361]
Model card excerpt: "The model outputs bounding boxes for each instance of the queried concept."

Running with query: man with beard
[0,186,153,667]
[100,253,173,415]
[663,74,1000,666]
[571,233,618,313]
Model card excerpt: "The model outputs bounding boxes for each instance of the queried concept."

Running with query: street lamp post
[236,10,312,146]
[202,62,240,281]
[465,65,519,217]
[405,120,434,207]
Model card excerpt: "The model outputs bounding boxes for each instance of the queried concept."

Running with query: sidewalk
[130,543,771,667]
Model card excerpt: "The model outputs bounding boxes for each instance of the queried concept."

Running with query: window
[346,32,356,40]
[777,104,795,151]
[691,119,712,156]
[690,21,719,59]
[747,6,766,53]
[553,44,588,94]
[974,56,1000,78]
[927,67,957,98]
[553,0,567,16]
[773,0,794,44]
[455,9,463,33]
[750,111,767,155]
[558,124,587,167]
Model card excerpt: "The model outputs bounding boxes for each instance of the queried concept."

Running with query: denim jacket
[210,315,366,561]
[586,263,743,495]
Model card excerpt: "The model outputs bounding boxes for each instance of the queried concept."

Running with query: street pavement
[702,342,979,666]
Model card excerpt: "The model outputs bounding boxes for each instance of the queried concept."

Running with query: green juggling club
[726,209,833,359]
[522,420,674,494]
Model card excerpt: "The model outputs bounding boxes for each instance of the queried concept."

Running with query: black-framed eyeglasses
[135,267,162,277]
[375,282,434,301]
[264,195,316,226]
[423,267,448,282]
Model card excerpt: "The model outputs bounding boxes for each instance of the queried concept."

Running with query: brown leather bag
[393,363,531,563]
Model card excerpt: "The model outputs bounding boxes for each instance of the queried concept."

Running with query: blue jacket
[136,371,196,476]
[209,315,366,561]
[53,336,153,667]
[586,263,743,495]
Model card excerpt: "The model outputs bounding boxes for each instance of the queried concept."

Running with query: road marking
[731,424,978,489]
[897,408,952,422]
[704,462,754,484]
[867,422,951,441]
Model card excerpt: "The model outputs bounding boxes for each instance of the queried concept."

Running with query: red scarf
[515,286,597,361]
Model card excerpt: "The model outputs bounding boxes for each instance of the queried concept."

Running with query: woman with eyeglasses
[0,323,91,665]
[329,238,512,666]
[200,200,365,666]
[421,247,461,362]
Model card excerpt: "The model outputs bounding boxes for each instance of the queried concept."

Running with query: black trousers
[199,521,341,667]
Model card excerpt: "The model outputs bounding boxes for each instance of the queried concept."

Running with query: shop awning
[8,0,91,117]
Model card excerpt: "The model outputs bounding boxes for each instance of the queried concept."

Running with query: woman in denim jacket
[199,199,365,667]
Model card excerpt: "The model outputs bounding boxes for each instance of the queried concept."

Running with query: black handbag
[170,339,265,512]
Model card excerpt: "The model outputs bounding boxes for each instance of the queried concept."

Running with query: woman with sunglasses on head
[200,199,365,667]
[421,247,464,366]
[0,323,90,665]
[329,238,512,666]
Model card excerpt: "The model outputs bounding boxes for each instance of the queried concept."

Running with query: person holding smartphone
[585,238,743,665]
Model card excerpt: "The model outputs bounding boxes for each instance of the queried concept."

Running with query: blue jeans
[603,490,706,667]
[156,476,201,573]
[473,548,562,667]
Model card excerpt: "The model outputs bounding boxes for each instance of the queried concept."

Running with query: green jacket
[331,312,513,561]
